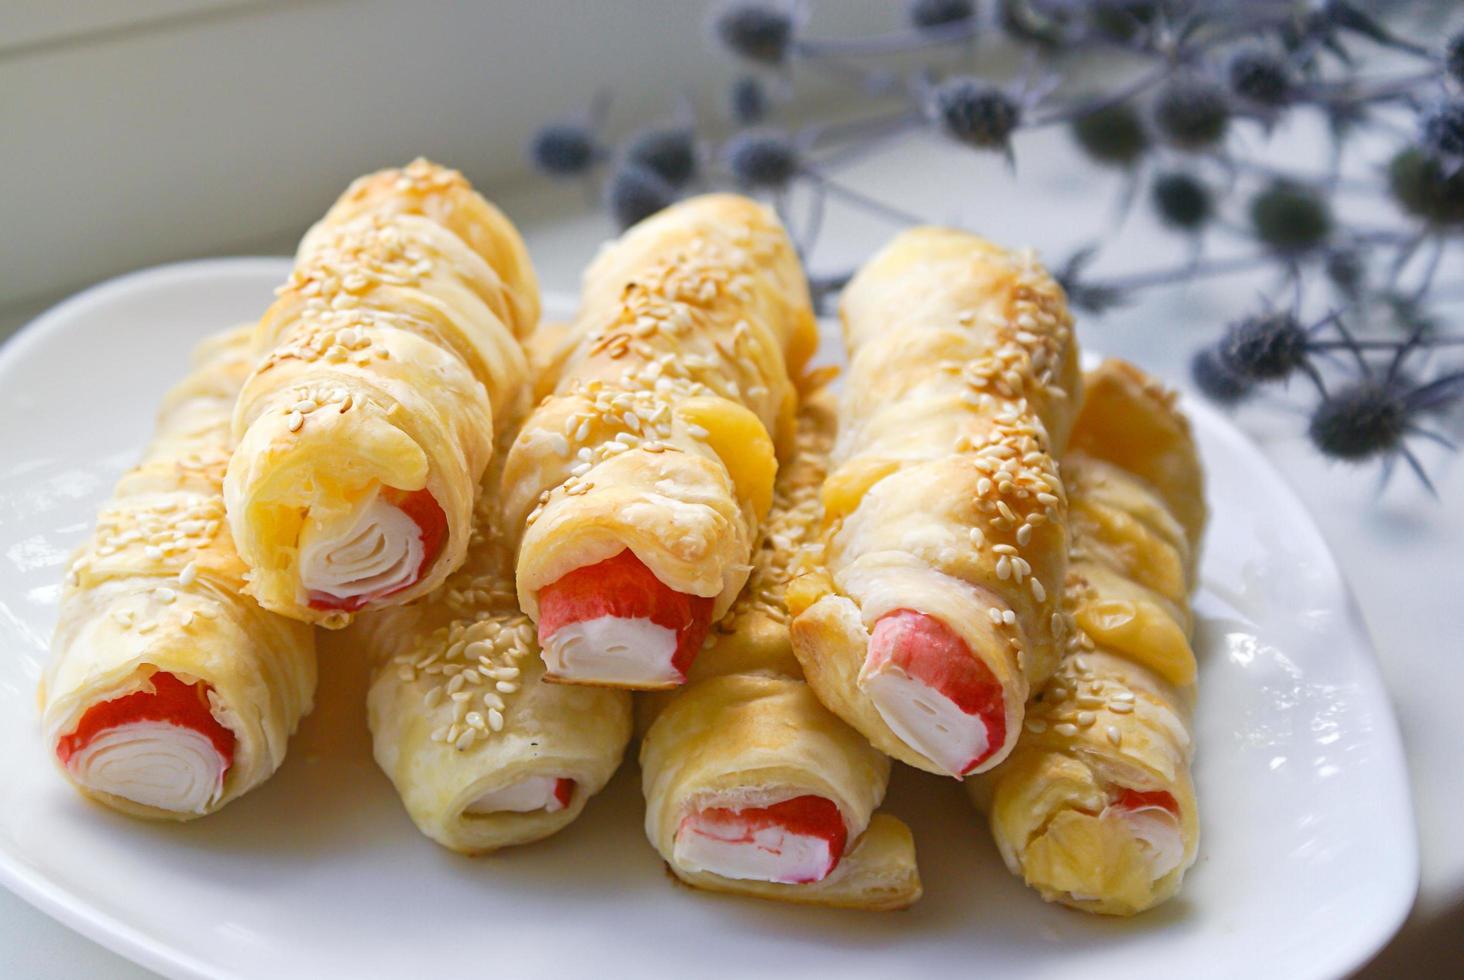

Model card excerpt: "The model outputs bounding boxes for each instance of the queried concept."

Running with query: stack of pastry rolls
[41,329,316,819]
[971,360,1206,916]
[502,195,819,689]
[639,389,921,910]
[790,228,1082,779]
[226,159,539,626]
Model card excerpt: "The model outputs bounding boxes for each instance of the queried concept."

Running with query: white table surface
[2,116,1460,976]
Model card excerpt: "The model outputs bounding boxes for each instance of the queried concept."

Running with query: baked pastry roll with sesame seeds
[501,194,819,690]
[789,228,1081,779]
[40,328,316,820]
[970,359,1205,916]
[639,389,921,910]
[226,159,539,627]
[349,449,632,855]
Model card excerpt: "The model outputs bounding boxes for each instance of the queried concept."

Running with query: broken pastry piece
[502,194,818,689]
[226,158,539,626]
[41,328,316,820]
[640,390,921,910]
[790,228,1082,778]
[971,359,1206,916]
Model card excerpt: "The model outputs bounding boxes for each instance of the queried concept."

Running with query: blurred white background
[2,1,1462,976]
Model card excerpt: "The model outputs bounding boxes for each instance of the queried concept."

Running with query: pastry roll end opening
[859,609,1008,778]
[464,776,575,815]
[300,485,447,612]
[537,550,714,689]
[673,794,849,885]
[55,671,236,815]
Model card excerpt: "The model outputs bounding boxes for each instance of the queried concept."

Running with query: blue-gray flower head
[1220,311,1310,382]
[1088,0,1160,43]
[723,130,800,189]
[623,127,698,188]
[1152,78,1231,150]
[928,77,1021,150]
[1150,171,1212,231]
[1389,147,1464,225]
[712,2,796,65]
[730,76,769,125]
[1249,180,1332,254]
[1308,382,1406,461]
[529,123,599,177]
[1325,248,1365,299]
[908,0,975,31]
[1419,97,1464,163]
[1447,30,1464,86]
[604,163,677,229]
[1228,47,1293,107]
[1070,101,1149,167]
[1191,347,1255,405]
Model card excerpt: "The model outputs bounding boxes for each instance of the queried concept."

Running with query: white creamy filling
[860,664,988,777]
[1103,803,1184,880]
[66,721,226,814]
[541,616,679,686]
[298,490,423,603]
[464,776,568,815]
[674,816,835,884]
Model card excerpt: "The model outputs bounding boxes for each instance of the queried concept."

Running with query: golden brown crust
[790,228,1082,776]
[41,328,316,821]
[973,359,1204,916]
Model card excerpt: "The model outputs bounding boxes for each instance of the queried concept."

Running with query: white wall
[0,0,895,320]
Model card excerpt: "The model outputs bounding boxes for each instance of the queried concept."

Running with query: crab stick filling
[858,609,1007,777]
[303,485,447,611]
[537,550,713,688]
[56,672,236,814]
[1103,788,1183,880]
[674,795,848,885]
[465,777,575,815]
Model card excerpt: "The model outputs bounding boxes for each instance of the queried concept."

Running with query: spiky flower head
[1250,181,1332,254]
[623,127,698,188]
[604,163,677,229]
[928,77,1022,150]
[1308,382,1406,460]
[1219,310,1311,382]
[1070,101,1149,167]
[1389,148,1464,226]
[729,76,769,125]
[723,130,800,188]
[1153,78,1231,150]
[1228,47,1293,107]
[1151,171,1212,231]
[529,123,599,177]
[908,0,975,31]
[711,2,796,65]
[1191,347,1255,405]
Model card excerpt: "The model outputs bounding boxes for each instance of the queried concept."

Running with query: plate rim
[0,258,1421,980]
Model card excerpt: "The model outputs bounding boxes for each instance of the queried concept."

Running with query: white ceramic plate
[0,260,1417,980]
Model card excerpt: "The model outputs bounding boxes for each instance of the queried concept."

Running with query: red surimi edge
[307,485,448,611]
[1114,788,1180,814]
[552,778,575,810]
[690,795,848,884]
[56,672,236,770]
[537,549,714,679]
[869,609,1008,774]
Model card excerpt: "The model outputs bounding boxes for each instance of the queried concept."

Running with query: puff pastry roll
[502,195,819,689]
[971,360,1206,916]
[350,460,632,855]
[789,228,1081,778]
[226,159,539,627]
[41,329,316,820]
[640,390,921,909]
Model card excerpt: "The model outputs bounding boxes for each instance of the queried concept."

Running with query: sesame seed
[1030,578,1046,602]
[287,411,304,432]
[1106,726,1122,746]
[1055,722,1079,737]
[1076,711,1096,727]
[1109,702,1134,714]
[488,709,505,731]
[1112,691,1135,702]
[153,587,176,603]
[178,562,198,587]
[1002,609,1017,625]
